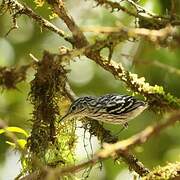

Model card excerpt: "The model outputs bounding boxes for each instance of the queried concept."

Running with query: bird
[60,94,147,125]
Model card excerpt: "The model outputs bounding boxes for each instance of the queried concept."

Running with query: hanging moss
[23,51,77,177]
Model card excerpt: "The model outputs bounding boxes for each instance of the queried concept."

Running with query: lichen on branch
[142,162,180,180]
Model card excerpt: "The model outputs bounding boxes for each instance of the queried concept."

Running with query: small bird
[60,94,147,125]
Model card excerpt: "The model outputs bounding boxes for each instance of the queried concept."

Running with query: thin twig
[126,0,168,19]
[1,0,66,38]
[93,0,180,28]
[47,0,88,48]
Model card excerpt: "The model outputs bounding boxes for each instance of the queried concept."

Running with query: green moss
[22,51,77,176]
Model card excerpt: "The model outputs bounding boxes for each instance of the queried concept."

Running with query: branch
[45,0,179,110]
[3,1,179,111]
[0,65,30,89]
[85,48,180,111]
[41,44,180,112]
[142,162,180,180]
[22,110,180,179]
[82,25,178,47]
[98,111,180,158]
[60,110,180,176]
[1,0,67,39]
[94,0,138,17]
[46,0,88,48]
[93,0,180,29]
[125,0,168,19]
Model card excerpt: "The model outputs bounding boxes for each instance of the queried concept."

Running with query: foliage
[0,126,28,149]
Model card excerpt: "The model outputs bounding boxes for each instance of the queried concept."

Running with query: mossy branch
[1,0,67,39]
[25,51,76,175]
[0,65,30,89]
[93,0,180,29]
[142,162,180,180]
[85,50,180,111]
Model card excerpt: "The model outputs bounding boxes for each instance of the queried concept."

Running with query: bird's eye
[71,106,76,111]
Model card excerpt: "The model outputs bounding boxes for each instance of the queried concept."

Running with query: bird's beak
[59,113,70,122]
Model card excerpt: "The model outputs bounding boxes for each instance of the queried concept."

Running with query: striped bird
[60,94,147,125]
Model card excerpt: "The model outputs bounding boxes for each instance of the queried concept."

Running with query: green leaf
[6,139,27,149]
[0,129,5,135]
[6,141,16,148]
[17,139,27,149]
[0,126,29,137]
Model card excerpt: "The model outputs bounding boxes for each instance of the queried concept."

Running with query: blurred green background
[0,0,180,179]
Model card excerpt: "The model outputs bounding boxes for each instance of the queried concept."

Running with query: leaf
[6,139,27,149]
[0,129,5,135]
[17,139,27,149]
[0,126,29,137]
[6,141,16,148]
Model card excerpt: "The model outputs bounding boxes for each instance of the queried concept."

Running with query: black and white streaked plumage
[60,94,147,125]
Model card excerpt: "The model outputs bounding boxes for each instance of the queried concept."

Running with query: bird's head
[59,97,93,122]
